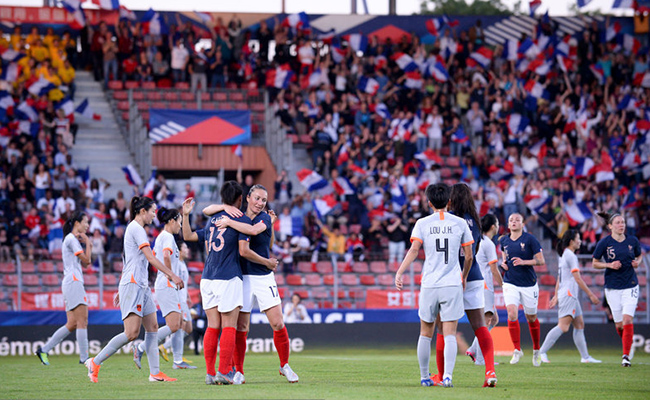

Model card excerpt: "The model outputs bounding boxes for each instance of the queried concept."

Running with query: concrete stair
[69,71,135,201]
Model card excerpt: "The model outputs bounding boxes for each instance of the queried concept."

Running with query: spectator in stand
[284,293,311,324]
[152,51,170,83]
[386,215,409,266]
[209,46,227,88]
[102,31,118,89]
[189,50,209,93]
[171,39,190,83]
[274,169,292,211]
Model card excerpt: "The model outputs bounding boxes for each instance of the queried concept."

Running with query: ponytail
[130,196,155,221]
[557,228,578,255]
[157,207,180,225]
[63,211,86,236]
[597,211,621,228]
[481,213,498,234]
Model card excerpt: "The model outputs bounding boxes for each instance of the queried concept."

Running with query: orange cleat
[483,370,497,387]
[85,358,100,383]
[149,372,177,382]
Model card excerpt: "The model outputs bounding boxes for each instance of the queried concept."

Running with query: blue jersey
[499,232,542,287]
[197,211,250,281]
[241,212,273,276]
[456,212,483,282]
[593,235,640,290]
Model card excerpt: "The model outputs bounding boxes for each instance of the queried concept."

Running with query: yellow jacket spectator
[58,62,75,85]
[36,63,50,79]
[26,27,40,47]
[10,27,21,50]
[317,220,346,255]
[30,40,49,63]
[50,46,65,69]
[43,28,59,48]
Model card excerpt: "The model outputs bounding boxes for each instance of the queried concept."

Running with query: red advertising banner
[0,6,117,26]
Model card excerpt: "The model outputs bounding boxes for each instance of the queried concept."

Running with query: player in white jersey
[36,212,92,365]
[395,183,474,389]
[539,229,601,364]
[85,196,184,383]
[466,214,502,367]
[133,207,197,370]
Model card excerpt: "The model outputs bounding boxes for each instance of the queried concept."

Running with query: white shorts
[419,286,464,323]
[62,280,87,312]
[156,287,182,317]
[558,295,582,319]
[605,285,639,323]
[463,280,485,310]
[181,300,191,322]
[242,273,282,313]
[503,282,539,315]
[484,286,496,314]
[118,283,157,320]
[200,277,243,313]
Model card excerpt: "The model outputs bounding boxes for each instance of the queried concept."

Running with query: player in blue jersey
[539,229,601,364]
[592,212,643,367]
[499,213,545,366]
[207,184,298,384]
[181,181,276,385]
[432,183,496,387]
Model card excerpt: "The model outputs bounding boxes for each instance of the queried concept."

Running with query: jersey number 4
[436,238,449,264]
[206,226,227,253]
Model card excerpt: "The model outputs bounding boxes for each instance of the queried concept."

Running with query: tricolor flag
[308,68,325,88]
[527,57,551,76]
[425,17,445,36]
[0,48,24,63]
[524,80,549,99]
[142,169,157,198]
[90,0,120,10]
[387,182,406,210]
[330,45,346,63]
[529,0,542,16]
[524,193,551,214]
[529,140,547,161]
[564,201,593,227]
[590,64,605,85]
[617,94,639,111]
[503,39,518,61]
[297,169,328,192]
[141,8,168,35]
[391,52,419,72]
[317,28,336,44]
[15,101,38,122]
[554,35,576,58]
[266,64,294,89]
[415,149,443,167]
[283,12,310,31]
[28,77,56,97]
[633,71,650,88]
[564,156,595,178]
[623,186,642,209]
[346,34,368,53]
[0,62,19,82]
[0,91,14,111]
[375,103,392,120]
[55,97,74,117]
[122,164,142,186]
[357,76,380,95]
[75,98,101,120]
[404,71,423,89]
[518,38,540,59]
[231,144,242,159]
[451,126,470,144]
[605,21,621,42]
[119,5,136,21]
[428,61,449,82]
[194,11,214,25]
[348,164,367,177]
[612,0,633,8]
[507,113,529,136]
[336,143,349,166]
[61,0,86,29]
[332,176,355,196]
[556,55,574,73]
[313,194,338,220]
[620,34,641,55]
[467,47,493,69]
[592,150,614,183]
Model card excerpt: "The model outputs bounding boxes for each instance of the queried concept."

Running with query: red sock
[622,324,634,356]
[273,326,290,366]
[528,319,541,350]
[203,327,220,376]
[508,320,521,351]
[233,331,248,373]
[475,326,495,373]
[218,327,236,375]
[435,333,445,380]
[617,327,624,338]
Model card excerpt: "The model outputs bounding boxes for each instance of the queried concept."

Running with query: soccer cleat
[430,373,442,386]
[532,350,541,367]
[85,358,100,383]
[149,371,177,382]
[132,345,144,369]
[540,353,550,363]
[621,355,631,367]
[510,349,524,364]
[35,346,50,365]
[279,363,299,383]
[182,357,193,364]
[205,374,217,385]
[215,371,233,385]
[484,371,497,388]
[421,378,435,387]
[581,356,602,364]
[442,377,453,388]
[233,371,246,385]
[172,361,197,369]
[226,367,236,382]
[158,345,169,362]
[466,350,476,363]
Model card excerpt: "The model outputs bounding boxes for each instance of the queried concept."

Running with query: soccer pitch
[1,347,649,399]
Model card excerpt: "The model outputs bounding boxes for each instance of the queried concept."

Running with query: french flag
[61,0,86,29]
[415,149,443,166]
[358,76,379,95]
[231,144,242,159]
[122,164,143,186]
[332,176,355,196]
[0,62,19,82]
[368,208,394,222]
[488,164,513,182]
[404,71,423,89]
[429,61,449,82]
[392,52,419,72]
[527,57,551,75]
[529,0,542,16]
[507,113,529,136]
[28,77,56,97]
[141,8,168,35]
[0,91,14,111]
[375,103,392,120]
[318,28,336,44]
[529,140,547,161]
[605,21,621,42]
[387,182,406,210]
[633,71,650,88]
[623,186,642,209]
[564,201,593,227]
[590,64,605,84]
[468,47,493,69]
[503,39,518,61]
[592,150,614,183]
[336,143,349,166]
[425,17,445,36]
[612,0,633,8]
[194,11,214,25]
[620,34,641,55]
[524,194,551,214]
[55,97,75,117]
[75,98,101,120]
[554,35,576,59]
[313,194,338,220]
[564,156,595,178]
[348,164,367,177]
[297,169,328,192]
[375,55,388,70]
[266,64,294,89]
[283,12,310,31]
[346,34,368,53]
[518,38,540,59]
[577,0,592,7]
[617,94,638,111]
[142,169,157,198]
[443,41,463,59]
[451,127,470,144]
[91,0,120,10]
[556,55,574,73]
[524,80,549,99]
[308,68,324,87]
[330,45,346,63]
[119,5,137,21]
[15,101,38,122]
[0,48,24,63]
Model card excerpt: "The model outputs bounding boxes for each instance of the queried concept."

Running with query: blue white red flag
[297,169,328,192]
[122,164,142,186]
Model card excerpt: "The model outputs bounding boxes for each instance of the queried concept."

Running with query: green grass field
[1,347,649,399]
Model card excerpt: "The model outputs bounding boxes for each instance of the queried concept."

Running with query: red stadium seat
[595,275,605,286]
[219,103,233,110]
[538,291,551,309]
[202,102,218,110]
[84,274,98,287]
[184,103,198,110]
[51,249,62,260]
[174,82,190,90]
[42,274,60,286]
[193,274,202,286]
[360,275,375,285]
[0,303,9,311]
[150,101,167,109]
[234,102,248,110]
[136,102,149,111]
[339,301,353,309]
[141,81,156,90]
[323,275,334,285]
[637,302,647,312]
[581,275,593,285]
[131,91,145,100]
[534,264,548,274]
[37,261,55,273]
[229,92,245,101]
[305,274,322,286]
[377,274,394,286]
[168,102,184,109]
[348,290,364,299]
[370,261,387,274]
[180,92,195,101]
[312,289,328,299]
[0,262,16,273]
[540,275,556,286]
[275,274,285,285]
[112,261,123,272]
[546,157,562,168]
[352,262,369,273]
[21,261,35,273]
[2,274,18,286]
[318,300,334,309]
[213,92,227,101]
[415,274,422,285]
[299,135,313,145]
[297,262,313,273]
[103,274,118,287]
[411,261,422,273]
[107,80,123,90]
[22,274,40,286]
[124,81,140,89]
[117,101,129,111]
[250,103,265,112]
[286,274,303,285]
[446,157,460,167]
[113,91,128,100]
[638,275,647,286]
[287,133,298,143]
[341,274,359,286]
[144,91,161,100]
[164,92,180,101]
[277,287,287,298]
[247,88,260,97]
[316,262,333,274]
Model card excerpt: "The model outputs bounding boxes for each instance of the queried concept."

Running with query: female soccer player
[36,212,92,365]
[395,183,474,388]
[466,214,502,368]
[85,196,183,383]
[592,211,642,367]
[182,181,273,385]
[433,184,496,387]
[499,213,545,366]
[539,229,601,363]
[210,184,297,384]
[133,207,196,369]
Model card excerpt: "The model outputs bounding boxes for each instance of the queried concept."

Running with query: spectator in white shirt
[171,39,190,82]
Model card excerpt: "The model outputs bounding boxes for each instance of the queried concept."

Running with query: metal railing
[126,89,152,182]
[263,92,293,175]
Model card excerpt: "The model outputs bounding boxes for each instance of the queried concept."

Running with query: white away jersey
[62,233,84,285]
[476,234,498,292]
[411,211,474,288]
[119,220,151,288]
[178,260,189,303]
[153,230,181,291]
[558,249,580,299]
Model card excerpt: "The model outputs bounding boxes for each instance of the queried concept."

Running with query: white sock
[572,328,590,359]
[76,328,88,362]
[94,332,129,365]
[42,325,72,353]
[145,331,160,375]
[443,335,457,380]
[540,326,564,355]
[138,325,172,352]
[172,329,184,364]
[163,335,172,351]
[417,335,432,380]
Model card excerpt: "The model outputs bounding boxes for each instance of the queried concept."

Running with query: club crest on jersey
[629,245,633,253]
[520,242,525,251]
